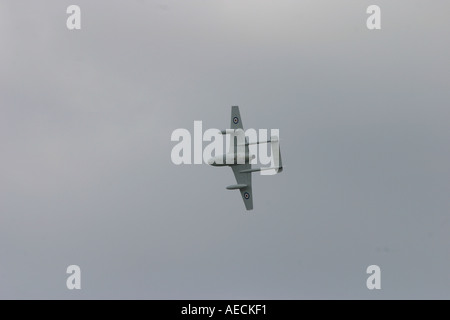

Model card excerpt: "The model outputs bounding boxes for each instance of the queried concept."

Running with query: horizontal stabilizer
[226,184,248,190]
[240,167,283,173]
[240,138,283,174]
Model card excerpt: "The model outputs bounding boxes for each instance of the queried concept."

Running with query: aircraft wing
[231,164,253,210]
[230,106,243,130]
[230,106,252,210]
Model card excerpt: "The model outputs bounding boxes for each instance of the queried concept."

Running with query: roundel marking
[233,117,239,124]
[244,192,250,199]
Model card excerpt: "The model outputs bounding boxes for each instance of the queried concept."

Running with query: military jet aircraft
[207,106,283,210]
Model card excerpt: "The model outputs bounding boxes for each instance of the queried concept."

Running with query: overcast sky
[1,0,449,299]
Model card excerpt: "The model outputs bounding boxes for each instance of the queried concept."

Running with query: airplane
[207,106,283,210]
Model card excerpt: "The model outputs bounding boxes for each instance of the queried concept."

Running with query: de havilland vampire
[207,106,283,210]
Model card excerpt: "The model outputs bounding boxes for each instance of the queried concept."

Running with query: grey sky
[1,0,449,299]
